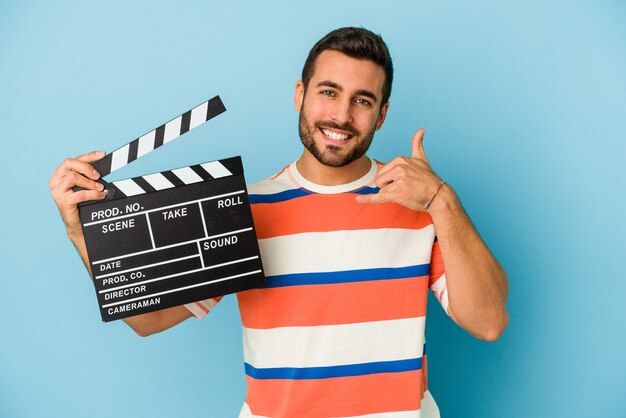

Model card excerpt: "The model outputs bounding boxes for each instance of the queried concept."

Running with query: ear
[294,80,305,112]
[375,101,390,130]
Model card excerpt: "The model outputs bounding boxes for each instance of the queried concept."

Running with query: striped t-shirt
[186,158,449,417]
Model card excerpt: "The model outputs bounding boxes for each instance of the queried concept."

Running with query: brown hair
[301,27,394,105]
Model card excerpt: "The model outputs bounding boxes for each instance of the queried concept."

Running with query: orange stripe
[251,194,433,239]
[238,277,428,329]
[269,165,289,180]
[246,369,423,417]
[429,240,445,285]
[422,354,429,393]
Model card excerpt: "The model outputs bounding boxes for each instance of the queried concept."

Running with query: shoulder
[248,164,295,195]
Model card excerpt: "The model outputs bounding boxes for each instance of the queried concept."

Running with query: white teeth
[322,128,350,141]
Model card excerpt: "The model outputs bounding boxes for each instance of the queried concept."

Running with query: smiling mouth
[320,127,353,141]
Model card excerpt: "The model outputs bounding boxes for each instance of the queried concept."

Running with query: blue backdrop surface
[1,1,624,417]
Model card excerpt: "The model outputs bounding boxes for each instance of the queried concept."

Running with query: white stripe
[189,101,209,130]
[110,144,130,172]
[243,317,425,369]
[113,179,146,196]
[338,410,422,418]
[238,397,433,418]
[240,405,428,418]
[184,298,219,320]
[430,273,449,315]
[171,166,203,184]
[247,182,290,195]
[201,161,232,178]
[142,172,175,190]
[238,402,268,418]
[137,130,156,158]
[421,390,440,418]
[247,170,293,195]
[163,116,182,143]
[204,298,218,310]
[259,227,435,277]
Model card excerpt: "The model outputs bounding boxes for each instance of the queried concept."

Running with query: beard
[298,104,375,168]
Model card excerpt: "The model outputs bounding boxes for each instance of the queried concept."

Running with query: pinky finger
[355,192,389,204]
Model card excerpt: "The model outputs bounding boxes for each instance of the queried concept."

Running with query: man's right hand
[49,150,108,242]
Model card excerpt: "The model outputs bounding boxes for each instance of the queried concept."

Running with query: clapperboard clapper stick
[77,96,265,322]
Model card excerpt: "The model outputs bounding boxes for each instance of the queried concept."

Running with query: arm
[356,129,508,341]
[49,151,193,336]
[122,306,193,337]
[425,183,508,341]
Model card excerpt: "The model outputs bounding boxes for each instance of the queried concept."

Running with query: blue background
[1,1,624,417]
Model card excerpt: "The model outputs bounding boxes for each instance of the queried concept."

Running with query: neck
[296,150,371,186]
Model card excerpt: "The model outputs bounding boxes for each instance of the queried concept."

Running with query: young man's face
[295,50,389,168]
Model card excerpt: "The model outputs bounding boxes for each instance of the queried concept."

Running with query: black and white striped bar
[106,157,242,198]
[91,96,226,177]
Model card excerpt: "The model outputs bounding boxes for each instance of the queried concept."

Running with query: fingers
[50,151,108,208]
[356,176,402,205]
[51,173,107,228]
[376,156,407,178]
[49,151,105,190]
[374,168,396,188]
[76,150,106,164]
[49,151,108,240]
[64,189,107,207]
[355,192,389,204]
[56,171,105,195]
[375,158,424,187]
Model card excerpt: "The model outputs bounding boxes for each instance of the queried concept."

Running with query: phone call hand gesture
[356,129,444,212]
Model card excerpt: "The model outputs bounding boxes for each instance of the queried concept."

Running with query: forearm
[123,306,193,337]
[429,185,509,341]
[67,227,92,276]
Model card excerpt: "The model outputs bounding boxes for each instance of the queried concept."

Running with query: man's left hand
[356,128,443,211]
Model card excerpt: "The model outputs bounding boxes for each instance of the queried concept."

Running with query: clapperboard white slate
[78,96,265,322]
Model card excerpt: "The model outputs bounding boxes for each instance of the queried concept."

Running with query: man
[50,27,508,417]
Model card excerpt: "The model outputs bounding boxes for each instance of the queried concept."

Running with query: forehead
[309,50,386,97]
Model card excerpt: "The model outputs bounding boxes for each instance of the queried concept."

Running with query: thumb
[411,128,428,162]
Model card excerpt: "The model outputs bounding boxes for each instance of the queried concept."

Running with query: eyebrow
[316,80,379,103]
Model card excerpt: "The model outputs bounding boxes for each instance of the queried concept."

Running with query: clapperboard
[78,96,265,322]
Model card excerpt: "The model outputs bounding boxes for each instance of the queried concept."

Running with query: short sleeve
[184,296,223,319]
[428,238,449,316]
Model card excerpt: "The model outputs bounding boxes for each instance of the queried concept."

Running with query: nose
[329,97,353,125]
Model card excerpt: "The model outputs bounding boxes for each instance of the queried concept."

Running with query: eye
[355,98,372,107]
[320,90,335,96]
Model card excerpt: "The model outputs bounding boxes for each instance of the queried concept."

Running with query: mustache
[316,121,358,136]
